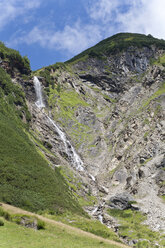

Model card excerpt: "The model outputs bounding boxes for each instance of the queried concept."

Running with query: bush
[0,219,4,226]
[3,211,11,221]
[37,219,45,230]
[0,207,5,216]
[12,215,22,224]
[22,56,31,72]
[0,207,11,221]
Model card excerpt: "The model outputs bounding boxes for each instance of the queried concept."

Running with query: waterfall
[33,76,84,171]
[47,117,84,171]
[34,76,45,108]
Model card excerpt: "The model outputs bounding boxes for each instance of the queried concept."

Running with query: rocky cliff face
[1,33,165,246]
[32,37,165,244]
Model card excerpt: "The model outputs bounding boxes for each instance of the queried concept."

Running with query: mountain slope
[0,33,165,247]
[66,32,165,63]
[0,50,85,216]
[34,33,165,247]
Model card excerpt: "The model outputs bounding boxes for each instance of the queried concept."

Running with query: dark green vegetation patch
[0,68,85,216]
[0,67,31,122]
[0,42,30,74]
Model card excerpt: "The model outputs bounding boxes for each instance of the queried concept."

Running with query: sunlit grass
[0,218,121,248]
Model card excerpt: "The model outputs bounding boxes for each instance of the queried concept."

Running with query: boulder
[109,192,137,210]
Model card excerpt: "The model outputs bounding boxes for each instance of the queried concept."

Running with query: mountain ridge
[66,32,165,63]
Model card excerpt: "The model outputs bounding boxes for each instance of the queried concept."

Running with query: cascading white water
[47,116,84,171]
[33,76,84,171]
[34,76,45,108]
[92,207,98,215]
[98,215,103,224]
[89,174,96,182]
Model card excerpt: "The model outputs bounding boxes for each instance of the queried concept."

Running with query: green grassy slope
[0,204,128,248]
[0,220,120,248]
[66,32,165,63]
[0,67,84,216]
[45,212,121,243]
[0,218,123,248]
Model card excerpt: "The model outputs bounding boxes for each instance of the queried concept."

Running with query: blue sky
[0,0,165,70]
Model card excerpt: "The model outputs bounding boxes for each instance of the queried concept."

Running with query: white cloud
[88,0,165,39]
[0,0,42,30]
[88,0,133,23]
[9,22,102,55]
[88,0,120,23]
[48,22,102,54]
[6,0,165,59]
[117,0,165,39]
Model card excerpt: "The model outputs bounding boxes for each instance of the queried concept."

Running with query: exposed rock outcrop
[108,192,137,210]
[27,44,165,236]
